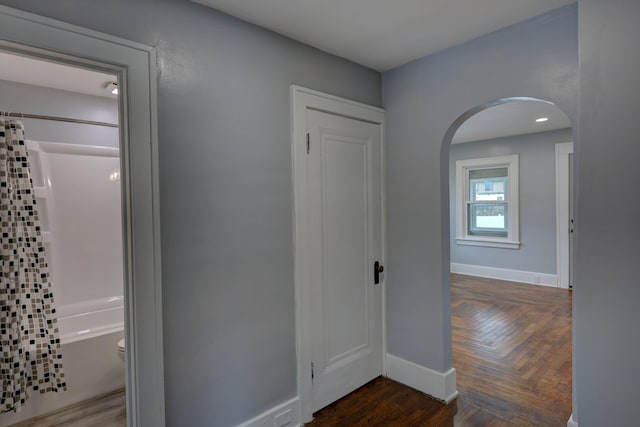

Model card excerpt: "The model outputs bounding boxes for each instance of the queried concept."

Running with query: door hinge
[306,133,310,154]
[311,361,314,381]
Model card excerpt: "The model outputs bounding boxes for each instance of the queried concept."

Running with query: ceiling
[452,101,572,144]
[194,0,575,71]
[0,5,573,142]
[0,51,116,99]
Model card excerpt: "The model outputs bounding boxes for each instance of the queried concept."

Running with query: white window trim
[455,154,520,249]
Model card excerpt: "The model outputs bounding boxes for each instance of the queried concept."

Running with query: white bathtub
[57,297,124,344]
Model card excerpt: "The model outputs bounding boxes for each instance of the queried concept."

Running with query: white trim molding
[451,263,558,287]
[0,6,164,426]
[236,397,300,427]
[455,154,520,249]
[385,354,458,403]
[455,237,519,249]
[567,413,578,427]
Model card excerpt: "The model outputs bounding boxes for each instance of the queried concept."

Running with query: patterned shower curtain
[0,118,65,413]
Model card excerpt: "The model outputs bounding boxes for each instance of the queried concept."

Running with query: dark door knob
[374,261,384,285]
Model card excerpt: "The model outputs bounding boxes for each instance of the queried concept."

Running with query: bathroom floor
[9,389,125,427]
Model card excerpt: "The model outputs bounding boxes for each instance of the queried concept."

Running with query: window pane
[469,167,508,202]
[468,203,508,237]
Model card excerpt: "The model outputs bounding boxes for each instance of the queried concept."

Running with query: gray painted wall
[382,4,577,373]
[575,0,640,425]
[0,1,381,426]
[449,128,572,274]
[0,79,118,147]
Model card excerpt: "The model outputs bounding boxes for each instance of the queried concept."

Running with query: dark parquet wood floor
[452,274,572,426]
[308,274,572,426]
[307,377,457,426]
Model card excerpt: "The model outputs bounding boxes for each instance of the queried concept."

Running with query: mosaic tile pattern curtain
[0,118,66,413]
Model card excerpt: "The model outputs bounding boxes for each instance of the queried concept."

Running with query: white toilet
[117,338,125,362]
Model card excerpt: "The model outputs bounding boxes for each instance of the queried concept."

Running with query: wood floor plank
[7,389,126,427]
[306,377,457,426]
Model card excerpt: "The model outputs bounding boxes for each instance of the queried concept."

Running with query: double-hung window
[455,155,519,249]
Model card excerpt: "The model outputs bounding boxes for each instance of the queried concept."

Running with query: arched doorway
[444,97,574,425]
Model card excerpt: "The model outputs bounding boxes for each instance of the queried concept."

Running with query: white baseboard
[567,413,578,427]
[236,397,300,427]
[385,354,458,403]
[451,263,558,287]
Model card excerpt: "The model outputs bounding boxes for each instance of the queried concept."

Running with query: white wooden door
[556,142,574,289]
[569,152,575,288]
[306,108,383,412]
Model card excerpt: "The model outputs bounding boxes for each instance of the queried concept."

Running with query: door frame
[291,85,386,422]
[555,141,574,289]
[0,6,164,426]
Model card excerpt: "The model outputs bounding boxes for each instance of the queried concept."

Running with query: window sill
[455,238,520,249]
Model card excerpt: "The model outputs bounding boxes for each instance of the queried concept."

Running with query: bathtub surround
[26,140,124,342]
[0,118,66,413]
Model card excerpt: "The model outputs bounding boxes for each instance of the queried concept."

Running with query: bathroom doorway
[0,6,164,426]
[0,50,127,425]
